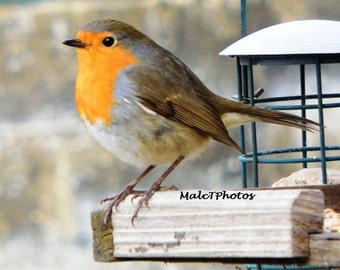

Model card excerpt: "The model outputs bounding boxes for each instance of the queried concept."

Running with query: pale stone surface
[323,208,340,233]
[272,168,340,187]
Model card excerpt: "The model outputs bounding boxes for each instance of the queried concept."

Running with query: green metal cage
[220,20,340,188]
[220,2,339,269]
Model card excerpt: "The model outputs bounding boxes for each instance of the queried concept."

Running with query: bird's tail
[217,98,320,132]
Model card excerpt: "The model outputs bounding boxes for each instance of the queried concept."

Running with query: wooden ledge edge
[90,232,339,266]
[91,203,114,262]
[88,189,339,265]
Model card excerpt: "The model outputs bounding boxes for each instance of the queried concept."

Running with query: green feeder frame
[220,20,340,188]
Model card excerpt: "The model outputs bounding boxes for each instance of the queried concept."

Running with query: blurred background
[0,0,339,269]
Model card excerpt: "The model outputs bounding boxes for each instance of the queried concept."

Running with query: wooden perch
[90,188,339,265]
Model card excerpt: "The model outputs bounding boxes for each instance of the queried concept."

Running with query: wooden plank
[91,189,324,263]
[308,233,340,265]
[256,184,340,211]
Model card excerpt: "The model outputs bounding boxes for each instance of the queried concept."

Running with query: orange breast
[75,34,138,126]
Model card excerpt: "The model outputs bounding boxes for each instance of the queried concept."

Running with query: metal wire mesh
[237,56,340,187]
[235,1,339,269]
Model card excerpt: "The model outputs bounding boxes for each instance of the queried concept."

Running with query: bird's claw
[130,184,179,223]
[131,190,154,225]
[102,184,180,226]
[101,188,144,225]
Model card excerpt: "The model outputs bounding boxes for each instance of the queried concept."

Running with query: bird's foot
[101,186,145,225]
[130,184,178,201]
[130,184,178,225]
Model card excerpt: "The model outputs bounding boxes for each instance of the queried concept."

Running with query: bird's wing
[127,66,243,153]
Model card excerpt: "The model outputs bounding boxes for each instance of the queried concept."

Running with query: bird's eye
[102,37,115,47]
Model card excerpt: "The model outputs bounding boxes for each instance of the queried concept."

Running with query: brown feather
[126,49,319,154]
[212,96,320,132]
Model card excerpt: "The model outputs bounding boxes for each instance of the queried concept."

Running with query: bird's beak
[63,39,87,48]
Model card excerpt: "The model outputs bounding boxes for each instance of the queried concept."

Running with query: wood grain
[91,189,327,263]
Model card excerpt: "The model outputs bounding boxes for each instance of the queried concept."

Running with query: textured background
[0,0,339,269]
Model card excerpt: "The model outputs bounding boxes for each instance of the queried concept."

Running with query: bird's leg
[101,164,156,224]
[131,155,185,225]
[130,184,178,202]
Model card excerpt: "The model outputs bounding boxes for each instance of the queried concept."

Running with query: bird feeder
[220,20,340,187]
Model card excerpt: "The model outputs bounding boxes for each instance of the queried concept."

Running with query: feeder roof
[220,20,340,56]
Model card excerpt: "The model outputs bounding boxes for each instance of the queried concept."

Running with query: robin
[63,19,319,223]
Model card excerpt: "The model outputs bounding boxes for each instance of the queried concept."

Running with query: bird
[63,19,319,223]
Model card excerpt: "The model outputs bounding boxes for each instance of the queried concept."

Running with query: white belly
[82,113,209,167]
